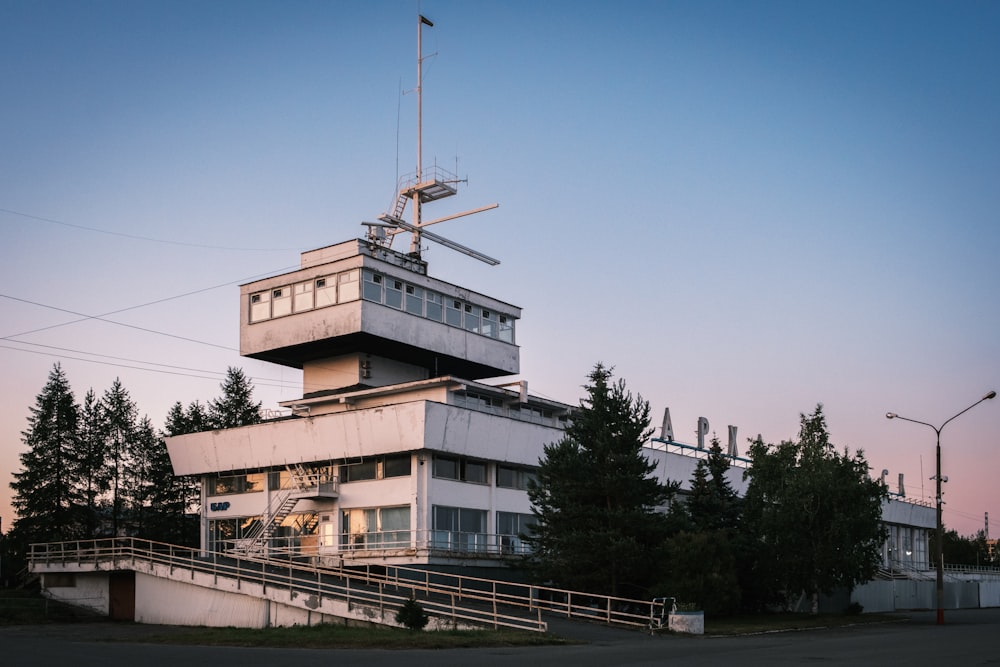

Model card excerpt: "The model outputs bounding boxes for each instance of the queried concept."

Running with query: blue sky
[2,0,998,537]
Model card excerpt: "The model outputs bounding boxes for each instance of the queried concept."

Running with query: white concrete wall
[882,497,936,529]
[42,572,109,615]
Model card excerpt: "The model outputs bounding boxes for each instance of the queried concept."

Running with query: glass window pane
[362,270,382,302]
[384,454,411,478]
[433,456,458,480]
[405,284,423,315]
[464,460,486,484]
[385,279,403,309]
[463,304,480,332]
[446,300,462,327]
[425,292,443,321]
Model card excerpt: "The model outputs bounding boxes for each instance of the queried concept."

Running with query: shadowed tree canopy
[742,405,888,612]
[526,364,677,598]
[9,363,83,544]
[208,367,262,429]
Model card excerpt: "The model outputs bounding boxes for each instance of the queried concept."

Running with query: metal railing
[29,538,663,632]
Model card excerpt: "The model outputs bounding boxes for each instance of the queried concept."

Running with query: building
[166,210,574,570]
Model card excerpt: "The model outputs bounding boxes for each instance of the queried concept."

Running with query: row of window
[360,270,516,343]
[453,391,559,426]
[433,456,537,490]
[206,458,536,497]
[245,267,517,345]
[208,507,536,555]
[249,269,360,323]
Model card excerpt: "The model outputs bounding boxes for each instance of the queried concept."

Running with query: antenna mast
[369,13,501,267]
[412,14,432,255]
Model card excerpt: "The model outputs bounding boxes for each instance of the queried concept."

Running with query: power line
[1,264,299,341]
[0,207,306,252]
[0,294,236,351]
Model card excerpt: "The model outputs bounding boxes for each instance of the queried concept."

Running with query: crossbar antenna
[367,13,501,267]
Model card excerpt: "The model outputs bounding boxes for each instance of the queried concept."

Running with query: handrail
[28,538,545,632]
[29,537,661,631]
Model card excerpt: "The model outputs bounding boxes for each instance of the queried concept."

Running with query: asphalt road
[4,608,999,667]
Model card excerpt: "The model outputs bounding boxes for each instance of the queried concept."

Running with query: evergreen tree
[656,437,744,614]
[686,436,741,532]
[526,364,676,598]
[101,378,138,537]
[148,401,205,545]
[208,367,262,429]
[742,405,888,612]
[164,400,210,435]
[75,389,109,537]
[9,364,83,543]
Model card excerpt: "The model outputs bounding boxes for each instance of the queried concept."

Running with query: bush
[395,597,429,631]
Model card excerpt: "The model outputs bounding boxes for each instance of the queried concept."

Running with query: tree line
[525,363,892,614]
[3,363,261,578]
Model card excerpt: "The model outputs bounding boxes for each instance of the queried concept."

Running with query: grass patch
[142,624,573,649]
[0,590,91,625]
[703,612,905,636]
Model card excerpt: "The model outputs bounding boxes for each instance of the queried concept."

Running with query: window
[340,454,411,482]
[499,315,514,343]
[385,279,403,309]
[497,511,535,554]
[208,473,265,496]
[339,269,360,301]
[496,465,538,490]
[293,281,314,312]
[383,454,412,478]
[341,460,377,482]
[481,309,496,337]
[433,455,486,484]
[250,291,271,322]
[271,287,292,317]
[425,291,443,321]
[446,299,463,327]
[432,505,488,552]
[316,275,337,307]
[463,303,480,332]
[405,284,423,315]
[342,505,411,549]
[362,270,383,302]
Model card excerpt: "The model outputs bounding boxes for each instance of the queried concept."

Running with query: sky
[1,0,998,539]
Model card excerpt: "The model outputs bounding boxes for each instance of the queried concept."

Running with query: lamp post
[886,390,996,625]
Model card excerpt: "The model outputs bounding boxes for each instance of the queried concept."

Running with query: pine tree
[526,364,676,597]
[9,364,83,543]
[101,378,138,537]
[208,367,262,429]
[75,389,109,537]
[686,437,741,532]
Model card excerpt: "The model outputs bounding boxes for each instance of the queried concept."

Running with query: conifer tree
[526,364,676,597]
[208,367,261,429]
[10,364,83,543]
[101,378,138,537]
[75,388,109,537]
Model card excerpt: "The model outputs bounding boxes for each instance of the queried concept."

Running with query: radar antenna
[365,13,500,266]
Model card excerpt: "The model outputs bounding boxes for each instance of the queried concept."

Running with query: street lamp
[886,390,996,625]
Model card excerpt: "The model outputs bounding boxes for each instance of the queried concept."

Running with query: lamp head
[985,390,997,400]
[886,412,897,419]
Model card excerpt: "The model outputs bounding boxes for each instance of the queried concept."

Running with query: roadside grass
[140,624,574,649]
[0,590,90,625]
[703,612,905,636]
[2,588,905,647]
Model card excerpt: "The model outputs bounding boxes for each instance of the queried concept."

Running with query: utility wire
[0,294,237,351]
[1,264,298,341]
[0,207,306,252]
